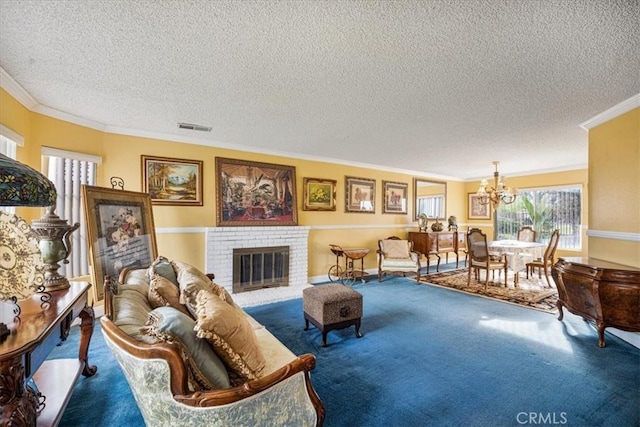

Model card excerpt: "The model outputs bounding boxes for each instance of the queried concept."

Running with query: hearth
[233,246,289,293]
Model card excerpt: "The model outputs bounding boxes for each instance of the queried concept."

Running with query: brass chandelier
[476,161,518,210]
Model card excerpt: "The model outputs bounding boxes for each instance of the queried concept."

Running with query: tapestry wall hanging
[216,157,298,226]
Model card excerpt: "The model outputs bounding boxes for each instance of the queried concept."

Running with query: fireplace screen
[233,246,290,293]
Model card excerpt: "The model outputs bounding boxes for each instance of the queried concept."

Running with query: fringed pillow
[143,306,230,391]
[147,273,191,316]
[174,260,236,317]
[194,289,266,381]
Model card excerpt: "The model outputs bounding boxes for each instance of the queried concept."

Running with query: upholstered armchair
[377,237,422,282]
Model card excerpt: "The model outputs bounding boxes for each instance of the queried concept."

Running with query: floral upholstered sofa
[100,257,325,426]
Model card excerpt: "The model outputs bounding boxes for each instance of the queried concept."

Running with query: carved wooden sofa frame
[100,267,325,426]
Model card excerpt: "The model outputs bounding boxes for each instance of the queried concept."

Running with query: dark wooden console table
[408,231,459,273]
[0,282,96,426]
[551,257,640,348]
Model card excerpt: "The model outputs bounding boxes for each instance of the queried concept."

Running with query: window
[0,124,23,215]
[417,195,444,219]
[42,147,101,279]
[495,185,582,250]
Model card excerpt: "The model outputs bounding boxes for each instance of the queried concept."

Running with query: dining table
[488,239,546,285]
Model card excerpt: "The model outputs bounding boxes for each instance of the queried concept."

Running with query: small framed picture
[141,155,203,206]
[303,178,337,211]
[382,181,408,214]
[345,176,375,213]
[468,193,491,219]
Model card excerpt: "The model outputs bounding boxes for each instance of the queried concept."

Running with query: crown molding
[0,66,38,110]
[579,93,640,130]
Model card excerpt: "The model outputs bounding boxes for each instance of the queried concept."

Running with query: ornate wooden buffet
[408,231,460,273]
[551,257,640,348]
[0,282,96,426]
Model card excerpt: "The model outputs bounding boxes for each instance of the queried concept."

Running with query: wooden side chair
[467,228,508,289]
[517,226,536,242]
[526,229,560,287]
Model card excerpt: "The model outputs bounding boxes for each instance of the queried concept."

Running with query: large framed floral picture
[82,185,157,301]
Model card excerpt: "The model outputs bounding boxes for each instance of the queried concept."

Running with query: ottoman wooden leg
[355,318,363,338]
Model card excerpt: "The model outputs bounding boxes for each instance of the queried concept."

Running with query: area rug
[416,268,559,313]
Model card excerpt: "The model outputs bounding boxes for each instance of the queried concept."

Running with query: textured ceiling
[0,0,638,181]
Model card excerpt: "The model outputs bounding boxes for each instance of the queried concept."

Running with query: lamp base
[43,273,70,292]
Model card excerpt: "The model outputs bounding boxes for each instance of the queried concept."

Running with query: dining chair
[517,226,536,242]
[526,229,560,287]
[467,228,508,289]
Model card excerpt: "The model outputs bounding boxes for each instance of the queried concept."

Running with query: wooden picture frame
[82,185,158,302]
[216,157,298,226]
[383,180,408,214]
[345,176,375,213]
[303,177,337,211]
[141,155,203,206]
[468,193,492,219]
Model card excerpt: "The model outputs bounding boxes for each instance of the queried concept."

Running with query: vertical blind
[496,185,582,249]
[44,150,99,279]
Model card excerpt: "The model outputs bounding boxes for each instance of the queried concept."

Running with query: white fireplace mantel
[205,226,310,295]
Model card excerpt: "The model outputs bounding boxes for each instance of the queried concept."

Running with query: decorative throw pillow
[383,239,411,258]
[194,289,266,381]
[147,255,179,286]
[174,261,236,317]
[210,281,236,307]
[148,273,191,316]
[175,261,218,318]
[143,306,230,390]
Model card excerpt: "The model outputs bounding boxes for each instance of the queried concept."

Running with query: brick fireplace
[205,226,310,296]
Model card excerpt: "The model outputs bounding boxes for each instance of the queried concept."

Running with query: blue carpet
[49,275,639,427]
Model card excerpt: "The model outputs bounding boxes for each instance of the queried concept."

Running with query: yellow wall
[1,88,592,296]
[588,107,640,267]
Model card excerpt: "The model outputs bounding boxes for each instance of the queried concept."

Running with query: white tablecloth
[488,240,546,273]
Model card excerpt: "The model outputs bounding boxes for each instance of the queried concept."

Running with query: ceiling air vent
[178,122,212,132]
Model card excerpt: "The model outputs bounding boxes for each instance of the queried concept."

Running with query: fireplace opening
[233,246,290,293]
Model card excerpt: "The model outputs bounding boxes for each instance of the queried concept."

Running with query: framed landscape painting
[382,180,408,214]
[82,185,158,302]
[141,155,203,206]
[216,157,298,226]
[345,176,375,213]
[303,177,337,211]
[468,193,491,219]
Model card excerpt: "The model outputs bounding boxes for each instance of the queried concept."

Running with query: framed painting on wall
[382,180,408,214]
[216,157,298,226]
[82,185,158,302]
[345,176,375,213]
[303,177,337,211]
[468,193,492,219]
[141,155,203,206]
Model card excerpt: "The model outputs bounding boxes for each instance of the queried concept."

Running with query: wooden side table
[0,282,96,426]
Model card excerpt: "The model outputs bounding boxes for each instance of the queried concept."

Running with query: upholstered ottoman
[303,284,363,347]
